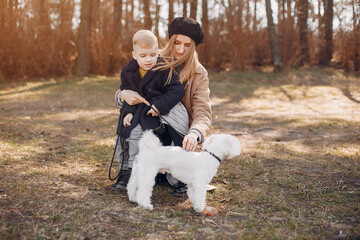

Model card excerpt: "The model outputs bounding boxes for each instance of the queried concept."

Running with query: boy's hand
[147,105,159,117]
[121,90,149,106]
[123,113,133,126]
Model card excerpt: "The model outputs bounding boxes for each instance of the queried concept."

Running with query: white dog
[127,130,241,212]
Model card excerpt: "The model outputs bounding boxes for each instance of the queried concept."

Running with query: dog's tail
[138,130,162,150]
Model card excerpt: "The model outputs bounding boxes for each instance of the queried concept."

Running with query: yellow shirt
[139,67,148,79]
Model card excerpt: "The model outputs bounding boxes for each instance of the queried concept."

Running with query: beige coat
[182,64,212,138]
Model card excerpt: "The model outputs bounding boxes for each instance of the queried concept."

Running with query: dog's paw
[127,190,136,202]
[128,196,136,202]
[140,203,153,211]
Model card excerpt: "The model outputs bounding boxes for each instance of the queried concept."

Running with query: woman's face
[174,34,192,59]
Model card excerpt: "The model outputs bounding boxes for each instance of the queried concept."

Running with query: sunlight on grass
[239,84,360,117]
[0,79,57,94]
[0,139,47,156]
[328,144,360,160]
[76,76,116,85]
[40,109,116,121]
[1,69,360,239]
[282,142,314,155]
[93,137,116,147]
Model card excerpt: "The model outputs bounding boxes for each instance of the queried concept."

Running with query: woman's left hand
[182,132,198,152]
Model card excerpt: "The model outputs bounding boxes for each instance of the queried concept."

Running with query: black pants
[156,124,185,187]
[159,124,184,147]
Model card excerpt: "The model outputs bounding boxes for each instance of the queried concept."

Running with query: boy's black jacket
[117,58,185,138]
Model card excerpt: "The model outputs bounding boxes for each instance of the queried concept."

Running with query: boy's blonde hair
[133,30,158,49]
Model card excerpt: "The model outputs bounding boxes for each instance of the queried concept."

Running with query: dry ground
[0,68,359,239]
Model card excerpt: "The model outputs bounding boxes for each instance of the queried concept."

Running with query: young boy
[113,30,186,190]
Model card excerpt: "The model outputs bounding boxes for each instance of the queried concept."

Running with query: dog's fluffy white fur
[127,130,241,212]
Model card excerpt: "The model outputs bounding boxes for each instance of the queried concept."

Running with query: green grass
[0,68,359,239]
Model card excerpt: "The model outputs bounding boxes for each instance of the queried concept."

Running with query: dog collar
[204,149,222,163]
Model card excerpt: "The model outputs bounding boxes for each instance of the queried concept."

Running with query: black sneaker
[155,173,167,184]
[111,173,124,191]
[172,181,187,198]
[114,169,132,191]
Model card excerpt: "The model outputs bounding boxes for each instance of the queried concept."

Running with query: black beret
[168,17,204,46]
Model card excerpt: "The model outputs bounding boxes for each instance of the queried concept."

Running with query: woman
[117,17,212,195]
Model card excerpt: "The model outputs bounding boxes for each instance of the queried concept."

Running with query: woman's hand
[147,105,159,117]
[123,113,133,126]
[121,90,149,106]
[182,132,198,152]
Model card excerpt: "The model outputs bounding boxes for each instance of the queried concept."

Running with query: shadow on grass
[209,67,360,104]
[1,69,360,238]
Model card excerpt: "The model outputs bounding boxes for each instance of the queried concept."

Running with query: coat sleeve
[120,69,130,90]
[119,69,138,114]
[153,73,185,115]
[189,70,212,138]
[121,101,138,115]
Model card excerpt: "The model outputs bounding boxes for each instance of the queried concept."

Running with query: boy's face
[132,44,158,70]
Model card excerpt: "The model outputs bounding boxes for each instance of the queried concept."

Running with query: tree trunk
[169,0,174,24]
[253,0,257,32]
[202,0,208,37]
[352,0,358,31]
[114,0,123,40]
[224,0,234,33]
[236,1,243,32]
[277,0,284,66]
[143,0,152,30]
[281,0,285,21]
[352,0,359,71]
[319,0,333,65]
[278,0,283,24]
[190,0,197,20]
[265,0,283,72]
[38,0,51,35]
[60,0,74,32]
[201,0,209,62]
[183,0,188,17]
[287,0,292,18]
[154,0,160,37]
[0,0,5,28]
[124,0,134,31]
[245,0,251,32]
[317,0,322,29]
[298,0,310,66]
[75,0,93,76]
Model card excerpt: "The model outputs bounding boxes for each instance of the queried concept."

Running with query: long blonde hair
[155,34,199,85]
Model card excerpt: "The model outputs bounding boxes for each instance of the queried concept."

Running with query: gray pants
[116,124,143,170]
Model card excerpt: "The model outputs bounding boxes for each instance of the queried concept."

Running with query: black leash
[204,149,222,163]
[149,104,185,138]
[150,104,221,162]
[108,105,128,181]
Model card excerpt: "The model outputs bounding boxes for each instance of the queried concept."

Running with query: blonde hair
[155,34,199,85]
[132,30,158,49]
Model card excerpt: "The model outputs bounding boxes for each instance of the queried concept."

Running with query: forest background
[1,1,360,238]
[0,0,359,80]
